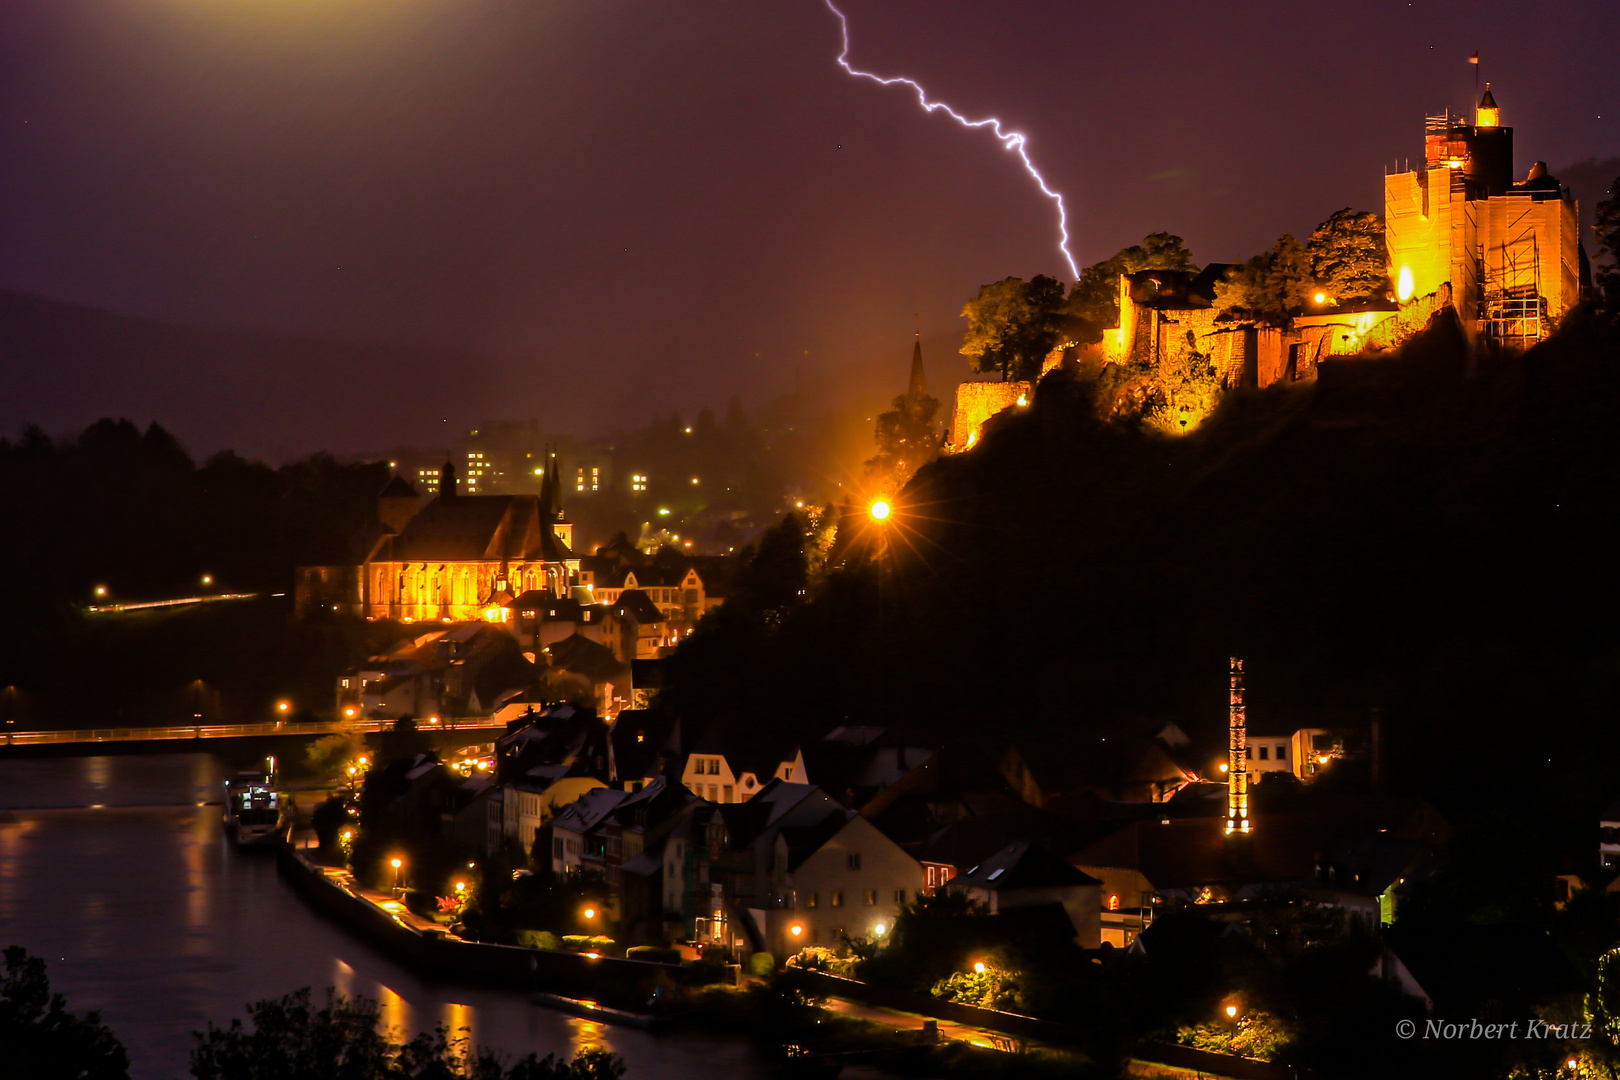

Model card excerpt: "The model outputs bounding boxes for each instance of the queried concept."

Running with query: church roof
[379,474,418,499]
[387,495,545,562]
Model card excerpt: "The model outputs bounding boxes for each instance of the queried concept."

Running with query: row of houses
[360,706,1448,966]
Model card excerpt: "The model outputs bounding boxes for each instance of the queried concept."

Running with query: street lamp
[276,700,291,714]
[869,499,891,521]
[583,907,597,921]
[391,857,404,893]
[201,574,213,586]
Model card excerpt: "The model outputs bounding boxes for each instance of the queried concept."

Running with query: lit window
[831,891,844,908]
[847,853,861,871]
[864,890,877,906]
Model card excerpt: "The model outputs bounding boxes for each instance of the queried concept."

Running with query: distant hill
[1555,157,1619,231]
[0,290,503,461]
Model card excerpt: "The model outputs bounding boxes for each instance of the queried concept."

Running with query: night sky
[1,0,1616,458]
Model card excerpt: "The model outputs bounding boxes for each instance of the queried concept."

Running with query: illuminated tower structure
[1384,83,1581,347]
[1226,657,1251,836]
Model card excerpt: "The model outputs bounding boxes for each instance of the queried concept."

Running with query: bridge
[2,718,503,748]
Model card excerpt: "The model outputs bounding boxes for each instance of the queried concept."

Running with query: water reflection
[0,753,770,1080]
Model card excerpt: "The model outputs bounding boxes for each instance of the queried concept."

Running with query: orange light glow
[869,500,891,521]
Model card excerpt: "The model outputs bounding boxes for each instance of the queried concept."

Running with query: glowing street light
[869,499,891,521]
[94,585,108,598]
[276,700,291,714]
[873,923,886,937]
[390,857,404,892]
[1225,1005,1239,1018]
[1313,292,1327,305]
[583,907,597,920]
[790,924,803,937]
[201,574,214,586]
[973,962,986,974]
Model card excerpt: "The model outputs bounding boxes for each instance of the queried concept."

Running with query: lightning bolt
[821,0,1079,281]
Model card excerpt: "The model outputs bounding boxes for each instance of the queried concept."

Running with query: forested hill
[666,308,1620,829]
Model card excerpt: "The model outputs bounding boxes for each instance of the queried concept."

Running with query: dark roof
[388,495,536,561]
[545,633,629,687]
[783,809,856,871]
[1124,264,1233,310]
[1479,86,1498,109]
[379,474,419,499]
[613,590,664,624]
[1385,923,1580,1012]
[952,841,1100,891]
[609,709,679,782]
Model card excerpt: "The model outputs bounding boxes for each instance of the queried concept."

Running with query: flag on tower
[1469,52,1479,64]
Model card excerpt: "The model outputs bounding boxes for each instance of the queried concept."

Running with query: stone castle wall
[948,380,1031,451]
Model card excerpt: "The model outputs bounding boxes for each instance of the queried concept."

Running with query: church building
[297,457,581,623]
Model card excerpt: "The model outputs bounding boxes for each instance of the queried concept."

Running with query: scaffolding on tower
[1226,657,1250,836]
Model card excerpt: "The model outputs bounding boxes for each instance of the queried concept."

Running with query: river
[0,752,770,1080]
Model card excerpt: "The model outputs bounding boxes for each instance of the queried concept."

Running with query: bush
[625,946,681,964]
[515,930,561,951]
[1,946,130,1080]
[930,966,1023,1012]
[309,796,351,853]
[561,935,615,954]
[785,947,856,977]
[748,952,776,976]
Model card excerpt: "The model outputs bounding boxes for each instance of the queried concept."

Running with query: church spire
[907,315,928,399]
[537,447,555,516]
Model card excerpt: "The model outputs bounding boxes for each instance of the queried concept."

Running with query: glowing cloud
[822,0,1079,280]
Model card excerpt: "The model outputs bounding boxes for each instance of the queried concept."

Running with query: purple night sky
[0,0,1615,458]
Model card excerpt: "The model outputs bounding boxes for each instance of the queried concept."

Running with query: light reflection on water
[0,753,767,1080]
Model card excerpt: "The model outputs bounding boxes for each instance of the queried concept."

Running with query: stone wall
[948,380,1030,451]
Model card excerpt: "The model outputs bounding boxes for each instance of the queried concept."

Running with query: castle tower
[1226,657,1251,836]
[1476,83,1500,128]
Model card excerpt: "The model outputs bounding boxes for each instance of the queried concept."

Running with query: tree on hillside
[959,275,1069,381]
[0,946,129,1080]
[1217,233,1314,322]
[1067,232,1196,333]
[1307,209,1389,303]
[1595,176,1620,312]
[865,390,941,490]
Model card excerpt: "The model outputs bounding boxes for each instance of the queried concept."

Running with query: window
[831,891,844,908]
[722,786,733,802]
[806,892,818,908]
[864,890,877,906]
[1275,744,1287,760]
[1257,745,1269,761]
[782,767,793,780]
[708,758,721,775]
[847,853,862,871]
[553,838,563,859]
[894,889,906,904]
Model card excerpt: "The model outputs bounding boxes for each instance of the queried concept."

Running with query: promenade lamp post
[201,574,213,587]
[391,857,404,895]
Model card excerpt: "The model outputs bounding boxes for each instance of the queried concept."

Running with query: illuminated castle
[942,83,1586,450]
[1385,84,1582,347]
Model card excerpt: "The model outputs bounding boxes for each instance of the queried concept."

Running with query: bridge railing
[2,718,501,747]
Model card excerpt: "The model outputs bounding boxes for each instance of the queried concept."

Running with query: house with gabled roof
[949,841,1102,947]
[682,726,805,804]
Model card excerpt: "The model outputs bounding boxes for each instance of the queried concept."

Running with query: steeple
[1476,83,1500,128]
[907,316,928,400]
[537,447,556,517]
[548,455,567,522]
[439,459,458,499]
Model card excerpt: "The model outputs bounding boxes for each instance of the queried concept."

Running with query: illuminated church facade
[297,459,581,623]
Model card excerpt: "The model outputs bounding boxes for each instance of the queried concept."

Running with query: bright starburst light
[821,0,1080,280]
